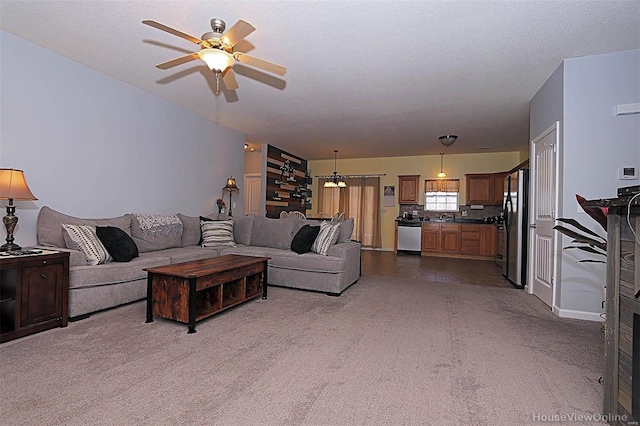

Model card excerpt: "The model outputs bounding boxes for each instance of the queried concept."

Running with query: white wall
[0,31,246,247]
[530,49,640,319]
[560,49,640,314]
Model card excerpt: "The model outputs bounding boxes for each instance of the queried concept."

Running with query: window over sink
[424,179,460,212]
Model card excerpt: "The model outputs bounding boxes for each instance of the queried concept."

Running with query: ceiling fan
[142,18,287,94]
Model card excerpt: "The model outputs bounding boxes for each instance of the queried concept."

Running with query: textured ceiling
[1,1,639,160]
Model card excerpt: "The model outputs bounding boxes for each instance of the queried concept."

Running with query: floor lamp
[223,177,239,217]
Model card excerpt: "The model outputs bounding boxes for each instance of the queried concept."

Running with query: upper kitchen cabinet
[465,172,507,206]
[465,173,494,205]
[398,175,421,204]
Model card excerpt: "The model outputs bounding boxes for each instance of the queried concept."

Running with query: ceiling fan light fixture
[198,48,234,72]
[439,134,458,147]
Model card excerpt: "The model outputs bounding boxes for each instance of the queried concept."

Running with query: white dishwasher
[397,221,422,254]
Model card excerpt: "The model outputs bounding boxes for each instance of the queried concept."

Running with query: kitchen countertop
[395,217,492,225]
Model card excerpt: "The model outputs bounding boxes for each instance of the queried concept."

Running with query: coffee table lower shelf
[144,255,269,333]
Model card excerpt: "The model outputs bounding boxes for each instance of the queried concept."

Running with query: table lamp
[0,169,38,251]
[222,177,239,217]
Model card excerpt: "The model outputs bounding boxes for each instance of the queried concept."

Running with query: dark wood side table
[0,250,70,343]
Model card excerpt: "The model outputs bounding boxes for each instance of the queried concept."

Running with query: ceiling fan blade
[221,19,255,47]
[222,68,239,90]
[142,20,202,45]
[155,53,200,70]
[234,53,287,76]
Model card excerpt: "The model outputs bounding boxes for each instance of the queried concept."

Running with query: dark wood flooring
[360,250,513,288]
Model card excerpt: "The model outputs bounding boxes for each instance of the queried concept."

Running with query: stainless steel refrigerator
[502,169,528,288]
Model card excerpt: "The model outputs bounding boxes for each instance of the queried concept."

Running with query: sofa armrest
[326,241,362,278]
[35,245,86,267]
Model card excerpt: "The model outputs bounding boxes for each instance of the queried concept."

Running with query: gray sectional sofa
[36,207,361,319]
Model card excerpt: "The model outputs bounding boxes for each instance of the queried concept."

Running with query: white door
[244,174,262,216]
[528,122,559,307]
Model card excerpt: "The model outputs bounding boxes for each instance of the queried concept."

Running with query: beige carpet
[0,275,603,426]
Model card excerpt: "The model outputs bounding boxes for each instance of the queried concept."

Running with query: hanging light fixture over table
[324,150,346,188]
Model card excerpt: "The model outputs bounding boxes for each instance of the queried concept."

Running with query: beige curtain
[318,177,381,248]
[424,179,460,192]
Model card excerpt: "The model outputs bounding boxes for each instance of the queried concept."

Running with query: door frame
[527,121,562,309]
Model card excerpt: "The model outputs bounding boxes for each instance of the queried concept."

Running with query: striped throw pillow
[201,220,237,247]
[62,224,112,266]
[311,221,341,255]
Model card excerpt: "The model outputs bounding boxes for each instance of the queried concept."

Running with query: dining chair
[279,211,289,219]
[289,211,306,219]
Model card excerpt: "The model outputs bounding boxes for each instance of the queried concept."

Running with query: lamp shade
[223,177,239,191]
[0,169,37,200]
[198,48,235,72]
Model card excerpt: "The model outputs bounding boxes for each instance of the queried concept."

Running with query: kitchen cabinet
[422,222,496,260]
[493,172,509,206]
[421,223,460,254]
[465,172,509,206]
[398,175,420,204]
[480,225,497,257]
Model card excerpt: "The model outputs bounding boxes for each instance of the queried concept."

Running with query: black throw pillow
[95,226,139,262]
[291,225,321,254]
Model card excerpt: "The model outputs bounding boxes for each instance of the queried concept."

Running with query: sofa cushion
[231,215,255,246]
[130,214,183,253]
[151,246,219,263]
[37,206,132,248]
[68,252,171,289]
[291,225,320,254]
[62,224,112,266]
[96,226,139,262]
[311,221,341,255]
[201,220,236,247]
[250,216,297,250]
[177,214,201,247]
[219,246,345,274]
[337,217,355,243]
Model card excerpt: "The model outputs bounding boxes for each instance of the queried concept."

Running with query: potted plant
[553,194,608,263]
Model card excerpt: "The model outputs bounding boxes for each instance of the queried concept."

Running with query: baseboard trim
[552,305,603,322]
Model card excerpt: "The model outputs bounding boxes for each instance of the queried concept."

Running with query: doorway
[528,122,560,308]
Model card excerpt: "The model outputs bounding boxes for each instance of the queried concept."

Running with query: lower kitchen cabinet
[422,222,496,260]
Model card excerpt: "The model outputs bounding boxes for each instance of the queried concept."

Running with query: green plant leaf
[553,225,606,250]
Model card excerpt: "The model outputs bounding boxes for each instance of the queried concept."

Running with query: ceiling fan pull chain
[215,72,220,95]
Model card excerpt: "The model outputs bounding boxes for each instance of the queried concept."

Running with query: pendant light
[324,150,346,188]
[437,152,447,178]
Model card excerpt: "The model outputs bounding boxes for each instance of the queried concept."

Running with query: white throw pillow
[311,221,341,255]
[62,224,112,266]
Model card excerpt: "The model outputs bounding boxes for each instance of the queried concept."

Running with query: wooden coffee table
[144,254,269,333]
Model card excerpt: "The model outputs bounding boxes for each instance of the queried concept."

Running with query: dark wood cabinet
[466,172,509,206]
[398,175,420,204]
[422,223,496,260]
[421,223,460,255]
[1,250,69,343]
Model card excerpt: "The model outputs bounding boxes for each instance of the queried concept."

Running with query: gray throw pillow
[311,222,341,255]
[337,217,355,243]
[231,216,255,246]
[177,214,201,247]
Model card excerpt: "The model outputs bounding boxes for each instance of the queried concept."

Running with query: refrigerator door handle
[529,224,537,228]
